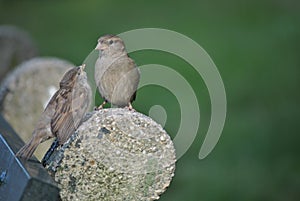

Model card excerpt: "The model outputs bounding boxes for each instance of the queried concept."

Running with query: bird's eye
[109,40,114,45]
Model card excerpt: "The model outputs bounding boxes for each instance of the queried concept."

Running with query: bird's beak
[95,42,108,50]
[95,42,101,50]
[81,64,86,71]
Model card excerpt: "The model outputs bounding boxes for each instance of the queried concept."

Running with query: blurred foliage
[1,0,300,200]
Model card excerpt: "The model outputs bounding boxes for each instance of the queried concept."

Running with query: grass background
[1,0,300,200]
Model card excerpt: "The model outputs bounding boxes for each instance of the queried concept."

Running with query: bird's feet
[125,103,135,111]
[94,106,101,111]
[94,101,107,111]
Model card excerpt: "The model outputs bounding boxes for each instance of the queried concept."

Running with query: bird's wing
[50,88,75,144]
[51,86,90,144]
[127,58,140,102]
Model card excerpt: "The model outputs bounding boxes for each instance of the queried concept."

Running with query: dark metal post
[0,115,59,201]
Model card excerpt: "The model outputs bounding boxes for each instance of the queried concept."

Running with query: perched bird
[16,64,92,160]
[94,34,140,110]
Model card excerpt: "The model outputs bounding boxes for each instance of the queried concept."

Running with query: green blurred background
[1,0,299,200]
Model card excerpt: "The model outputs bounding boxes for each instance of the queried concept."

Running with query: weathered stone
[0,25,38,81]
[47,108,176,201]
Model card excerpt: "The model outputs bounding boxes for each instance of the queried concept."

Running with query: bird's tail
[16,137,41,160]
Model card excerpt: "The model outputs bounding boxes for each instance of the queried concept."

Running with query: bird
[16,64,92,160]
[94,34,140,110]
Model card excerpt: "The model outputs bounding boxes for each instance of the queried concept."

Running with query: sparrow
[16,64,92,160]
[94,34,140,110]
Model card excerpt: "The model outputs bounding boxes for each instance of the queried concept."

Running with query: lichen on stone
[49,108,176,201]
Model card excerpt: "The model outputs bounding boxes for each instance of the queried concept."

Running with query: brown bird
[16,64,92,160]
[94,34,140,110]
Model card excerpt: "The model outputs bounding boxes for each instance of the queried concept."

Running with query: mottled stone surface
[0,25,38,81]
[0,57,74,160]
[49,109,176,201]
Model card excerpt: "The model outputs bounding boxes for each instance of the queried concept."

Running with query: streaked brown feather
[51,74,91,144]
